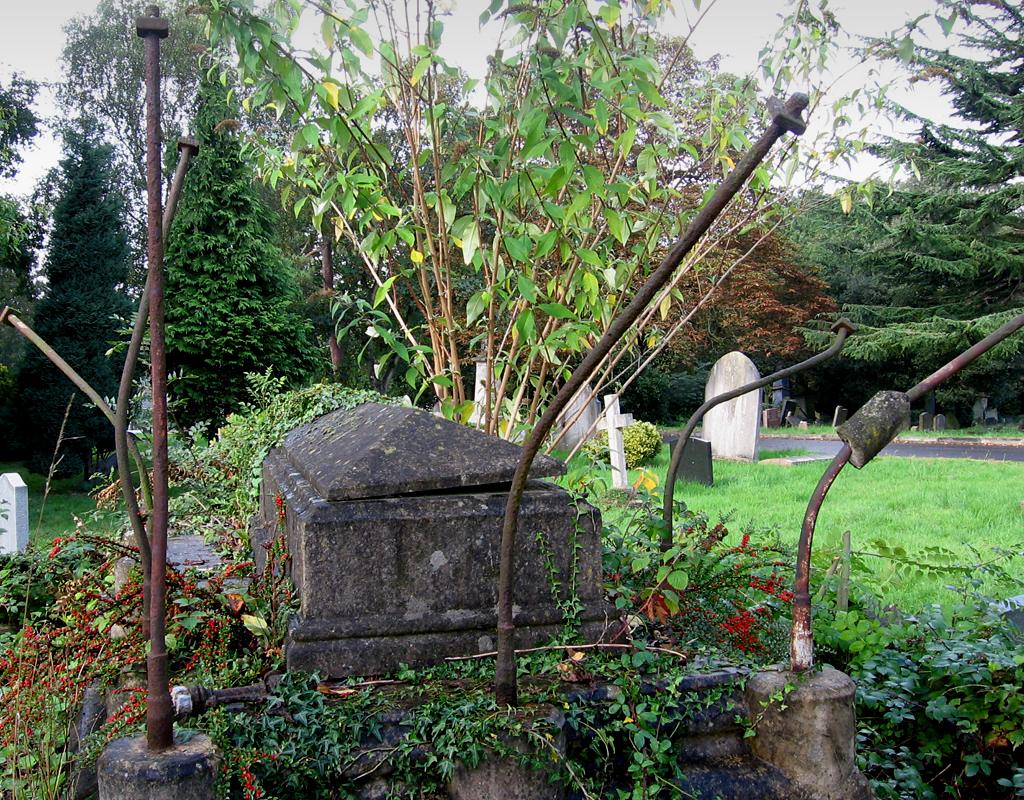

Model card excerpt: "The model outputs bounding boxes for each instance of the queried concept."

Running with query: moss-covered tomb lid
[279,402,565,501]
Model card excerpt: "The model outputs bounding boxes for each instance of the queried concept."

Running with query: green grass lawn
[574,444,1024,610]
[0,462,121,549]
[758,422,1024,439]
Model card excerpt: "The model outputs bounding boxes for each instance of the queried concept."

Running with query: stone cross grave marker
[602,394,634,490]
[703,351,761,461]
[0,473,28,554]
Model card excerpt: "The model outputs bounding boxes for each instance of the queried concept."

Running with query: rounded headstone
[703,352,761,461]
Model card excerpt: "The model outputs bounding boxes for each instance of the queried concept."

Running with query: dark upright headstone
[1000,595,1024,632]
[780,399,798,425]
[933,414,947,431]
[832,406,848,427]
[673,437,713,487]
[918,412,933,432]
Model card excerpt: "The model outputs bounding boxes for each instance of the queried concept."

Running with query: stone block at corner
[744,666,872,800]
[97,733,218,800]
[448,706,566,800]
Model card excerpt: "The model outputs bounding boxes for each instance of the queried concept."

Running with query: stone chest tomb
[251,402,608,677]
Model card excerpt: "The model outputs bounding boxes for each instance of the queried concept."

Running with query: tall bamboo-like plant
[200,0,870,438]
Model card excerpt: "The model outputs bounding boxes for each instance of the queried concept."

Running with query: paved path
[760,436,1024,463]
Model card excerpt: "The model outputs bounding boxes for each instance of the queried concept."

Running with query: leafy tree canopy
[60,0,203,276]
[165,79,318,432]
[199,0,867,440]
[794,0,1023,408]
[16,118,132,473]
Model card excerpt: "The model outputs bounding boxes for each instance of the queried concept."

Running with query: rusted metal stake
[790,310,1024,672]
[494,94,811,706]
[661,319,855,539]
[114,135,197,640]
[0,307,151,505]
[137,4,173,752]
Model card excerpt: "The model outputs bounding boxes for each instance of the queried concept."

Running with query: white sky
[0,0,950,198]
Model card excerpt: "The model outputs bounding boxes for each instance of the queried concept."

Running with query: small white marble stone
[0,473,29,554]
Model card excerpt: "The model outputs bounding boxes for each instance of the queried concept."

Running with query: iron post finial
[830,317,857,336]
[178,136,200,154]
[136,7,169,38]
[768,92,810,136]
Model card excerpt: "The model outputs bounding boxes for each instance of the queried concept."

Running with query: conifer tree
[165,81,316,431]
[17,119,131,473]
[793,0,1023,413]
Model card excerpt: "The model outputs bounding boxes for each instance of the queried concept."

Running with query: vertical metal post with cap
[136,4,173,751]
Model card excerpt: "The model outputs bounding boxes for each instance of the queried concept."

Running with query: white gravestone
[602,394,634,490]
[703,352,761,461]
[555,385,602,452]
[0,473,29,554]
[470,360,491,427]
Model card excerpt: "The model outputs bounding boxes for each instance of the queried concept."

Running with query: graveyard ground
[757,422,1024,440]
[0,461,121,548]
[574,445,1024,611]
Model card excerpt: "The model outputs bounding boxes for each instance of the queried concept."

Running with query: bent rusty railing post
[137,4,174,751]
[493,93,811,706]
[790,311,1024,672]
[661,319,855,540]
[114,135,198,639]
[0,308,152,513]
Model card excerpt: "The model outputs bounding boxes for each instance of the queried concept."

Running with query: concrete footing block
[448,706,566,800]
[97,732,219,800]
[744,666,872,800]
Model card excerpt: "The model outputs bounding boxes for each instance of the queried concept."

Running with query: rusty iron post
[114,136,198,640]
[790,311,1024,672]
[493,94,811,706]
[661,319,855,538]
[137,4,173,752]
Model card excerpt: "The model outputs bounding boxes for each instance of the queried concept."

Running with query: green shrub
[815,586,1024,798]
[583,420,662,468]
[171,372,391,534]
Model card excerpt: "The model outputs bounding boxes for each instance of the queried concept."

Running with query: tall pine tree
[165,81,316,431]
[17,119,131,473]
[793,0,1023,415]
